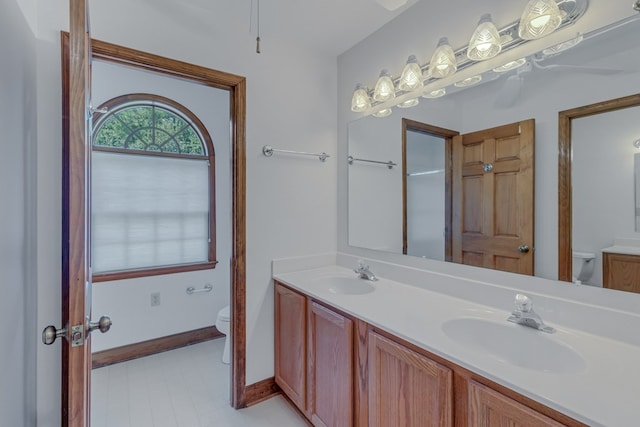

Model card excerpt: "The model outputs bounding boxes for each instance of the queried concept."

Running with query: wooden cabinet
[368,331,452,427]
[468,380,564,426]
[275,282,354,426]
[603,252,640,294]
[274,283,307,411]
[274,281,583,427]
[308,301,353,427]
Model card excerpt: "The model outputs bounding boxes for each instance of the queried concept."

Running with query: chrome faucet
[507,294,555,333]
[354,260,378,281]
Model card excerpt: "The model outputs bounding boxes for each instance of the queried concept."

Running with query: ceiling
[137,0,638,58]
[140,0,419,56]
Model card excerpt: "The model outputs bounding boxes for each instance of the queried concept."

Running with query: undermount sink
[314,276,375,295]
[442,318,585,374]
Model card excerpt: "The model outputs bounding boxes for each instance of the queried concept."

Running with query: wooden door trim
[401,118,458,260]
[558,93,640,282]
[62,34,250,413]
[62,0,91,423]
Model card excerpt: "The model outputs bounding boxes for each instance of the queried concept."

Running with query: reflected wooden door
[452,119,535,275]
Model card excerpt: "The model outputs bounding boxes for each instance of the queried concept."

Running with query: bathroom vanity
[272,257,640,427]
[602,246,640,293]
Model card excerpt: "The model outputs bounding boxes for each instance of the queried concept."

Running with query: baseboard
[243,377,281,407]
[92,326,223,369]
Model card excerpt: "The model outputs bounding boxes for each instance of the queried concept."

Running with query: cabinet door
[603,252,640,293]
[368,331,453,427]
[468,380,565,426]
[308,301,353,427]
[274,283,307,411]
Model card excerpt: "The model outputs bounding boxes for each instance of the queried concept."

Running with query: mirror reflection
[348,15,640,284]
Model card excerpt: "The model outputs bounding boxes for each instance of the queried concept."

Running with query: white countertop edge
[272,263,640,427]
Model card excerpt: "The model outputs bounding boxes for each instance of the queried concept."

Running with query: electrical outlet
[150,292,161,307]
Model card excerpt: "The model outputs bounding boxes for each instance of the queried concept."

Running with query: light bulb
[454,75,482,87]
[422,88,446,99]
[398,98,419,108]
[350,84,371,113]
[467,14,502,61]
[429,37,457,79]
[372,108,392,118]
[493,58,527,73]
[518,0,563,40]
[398,55,423,91]
[373,70,396,102]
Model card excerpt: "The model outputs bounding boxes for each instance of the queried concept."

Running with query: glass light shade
[518,0,563,40]
[542,33,583,55]
[422,88,446,98]
[351,84,371,112]
[373,70,396,102]
[454,75,482,87]
[398,98,419,108]
[372,108,392,118]
[398,55,424,91]
[429,37,457,79]
[493,58,527,73]
[467,14,502,61]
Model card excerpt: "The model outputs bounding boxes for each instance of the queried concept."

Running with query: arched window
[91,94,216,280]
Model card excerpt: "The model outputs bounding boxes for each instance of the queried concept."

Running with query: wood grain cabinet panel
[274,283,307,411]
[468,380,565,427]
[368,331,453,427]
[308,301,354,427]
[603,252,640,294]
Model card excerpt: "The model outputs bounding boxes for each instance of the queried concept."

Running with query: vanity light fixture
[349,0,588,117]
[493,58,527,73]
[454,75,482,87]
[350,84,371,113]
[373,69,396,102]
[634,139,640,149]
[422,88,447,98]
[467,14,502,61]
[398,98,419,108]
[398,55,424,91]
[518,0,563,40]
[429,37,457,78]
[372,108,392,118]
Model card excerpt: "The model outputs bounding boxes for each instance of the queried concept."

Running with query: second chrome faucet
[507,294,555,333]
[354,260,378,281]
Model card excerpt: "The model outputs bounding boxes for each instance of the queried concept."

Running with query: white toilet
[572,251,596,284]
[216,305,231,364]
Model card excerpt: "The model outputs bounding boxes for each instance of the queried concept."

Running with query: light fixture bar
[360,0,587,112]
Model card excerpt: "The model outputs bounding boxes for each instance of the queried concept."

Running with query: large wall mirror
[347,14,640,284]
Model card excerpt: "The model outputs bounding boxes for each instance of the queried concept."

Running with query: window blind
[91,151,210,273]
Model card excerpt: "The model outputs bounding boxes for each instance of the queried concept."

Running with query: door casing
[62,28,249,426]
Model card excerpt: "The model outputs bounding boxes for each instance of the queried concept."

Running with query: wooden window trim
[92,261,218,283]
[91,93,218,278]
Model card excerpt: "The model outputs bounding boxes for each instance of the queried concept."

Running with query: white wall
[90,60,232,352]
[33,0,337,425]
[338,0,640,282]
[572,106,640,286]
[1,0,37,425]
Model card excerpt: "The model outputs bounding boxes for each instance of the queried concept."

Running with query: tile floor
[91,339,307,427]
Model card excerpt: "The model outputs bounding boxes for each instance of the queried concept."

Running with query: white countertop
[602,245,640,256]
[274,264,640,427]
